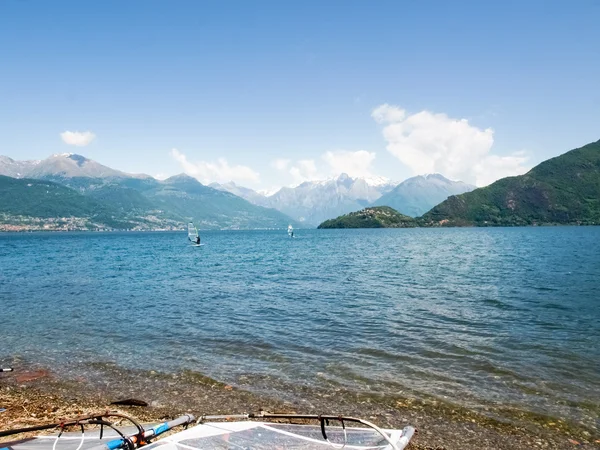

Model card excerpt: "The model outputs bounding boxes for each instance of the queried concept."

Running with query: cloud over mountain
[170,148,260,185]
[270,158,291,171]
[372,104,529,186]
[272,150,378,186]
[289,159,319,184]
[322,150,376,178]
[60,131,96,147]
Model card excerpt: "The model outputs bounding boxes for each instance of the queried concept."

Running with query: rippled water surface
[1,228,599,425]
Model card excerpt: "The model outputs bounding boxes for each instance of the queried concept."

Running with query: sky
[1,0,599,190]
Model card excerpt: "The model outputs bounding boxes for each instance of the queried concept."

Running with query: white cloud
[474,152,530,187]
[170,148,260,185]
[289,159,318,184]
[60,130,96,146]
[372,104,529,186]
[270,158,291,171]
[372,104,406,123]
[275,150,376,186]
[322,150,376,178]
[154,173,169,180]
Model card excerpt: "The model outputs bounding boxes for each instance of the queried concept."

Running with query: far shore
[2,224,600,234]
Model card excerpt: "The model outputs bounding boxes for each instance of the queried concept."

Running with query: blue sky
[1,0,598,189]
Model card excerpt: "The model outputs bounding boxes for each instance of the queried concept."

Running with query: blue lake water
[1,228,599,427]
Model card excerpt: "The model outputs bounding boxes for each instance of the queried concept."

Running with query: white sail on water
[287,224,293,236]
[188,222,199,243]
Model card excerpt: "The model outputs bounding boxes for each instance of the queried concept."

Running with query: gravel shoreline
[0,366,598,450]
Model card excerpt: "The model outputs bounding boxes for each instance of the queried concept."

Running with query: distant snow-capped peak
[214,173,397,197]
[360,175,395,187]
[258,187,281,197]
[413,173,471,185]
[420,173,463,182]
[292,173,395,188]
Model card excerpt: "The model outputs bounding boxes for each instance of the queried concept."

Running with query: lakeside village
[0,215,183,232]
[0,215,289,232]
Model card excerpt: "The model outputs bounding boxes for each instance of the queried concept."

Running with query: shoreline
[2,224,600,233]
[0,228,295,233]
[1,365,597,450]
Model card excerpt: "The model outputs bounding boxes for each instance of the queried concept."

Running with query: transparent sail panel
[144,422,407,450]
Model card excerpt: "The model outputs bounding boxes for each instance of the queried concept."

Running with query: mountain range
[372,174,474,217]
[211,173,473,226]
[0,154,299,231]
[0,153,147,180]
[319,139,600,228]
[0,152,477,231]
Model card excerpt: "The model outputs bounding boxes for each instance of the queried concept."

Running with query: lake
[1,227,599,428]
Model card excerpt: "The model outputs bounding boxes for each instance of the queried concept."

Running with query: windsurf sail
[288,224,293,237]
[0,412,414,450]
[0,412,195,450]
[187,223,199,243]
[145,413,415,450]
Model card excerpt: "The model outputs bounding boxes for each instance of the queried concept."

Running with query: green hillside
[318,206,417,229]
[0,176,132,229]
[1,172,299,230]
[0,175,101,217]
[84,184,166,215]
[421,140,600,226]
[148,174,298,229]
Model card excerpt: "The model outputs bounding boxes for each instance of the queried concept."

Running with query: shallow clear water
[1,228,599,425]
